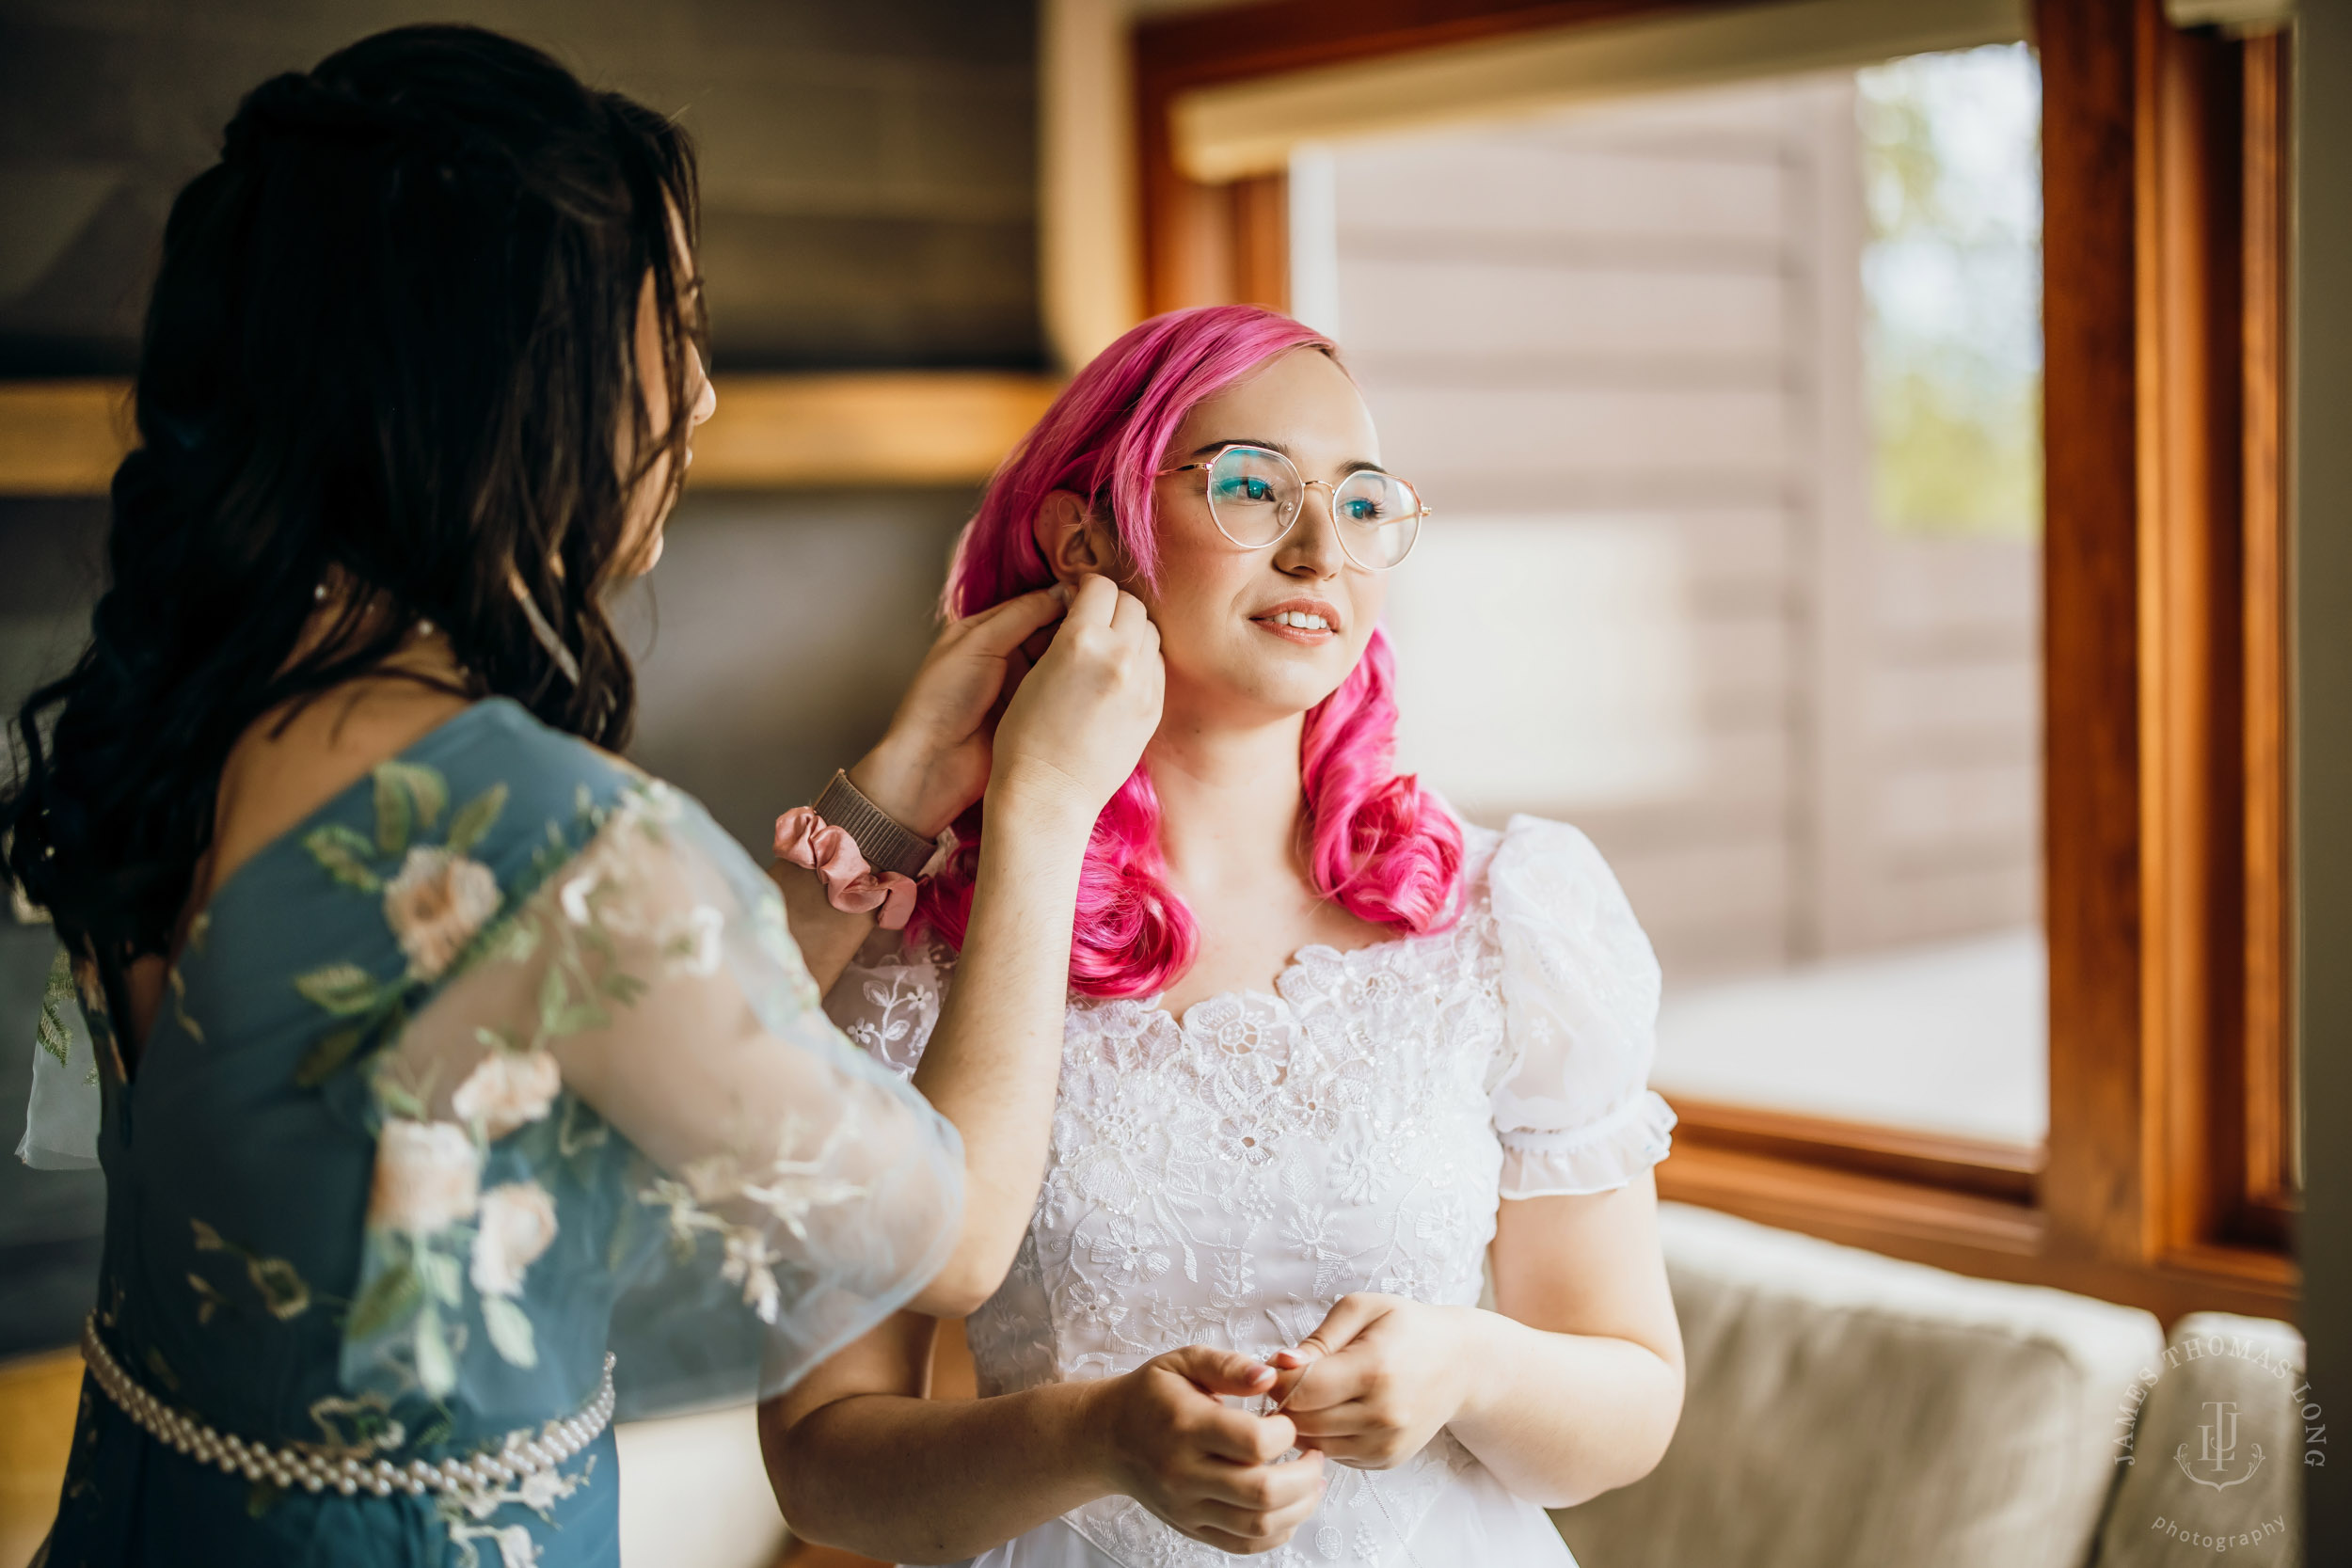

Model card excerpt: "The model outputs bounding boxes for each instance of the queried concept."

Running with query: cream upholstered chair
[1552,1203,2164,1568]
[2091,1311,2307,1567]
[1550,1205,2306,1568]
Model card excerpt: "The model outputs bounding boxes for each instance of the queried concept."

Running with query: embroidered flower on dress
[1088,1216,1171,1284]
[370,1119,481,1235]
[517,1468,569,1513]
[1214,1110,1281,1169]
[382,847,501,980]
[722,1229,784,1322]
[659,905,724,978]
[452,1050,561,1141]
[557,867,603,927]
[1063,1277,1128,1331]
[469,1181,559,1297]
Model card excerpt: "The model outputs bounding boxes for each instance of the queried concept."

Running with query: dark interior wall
[0,0,1042,373]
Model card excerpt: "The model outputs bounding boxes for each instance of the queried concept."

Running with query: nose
[690,349,717,428]
[1274,482,1346,579]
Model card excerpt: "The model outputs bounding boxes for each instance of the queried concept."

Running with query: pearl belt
[80,1312,615,1497]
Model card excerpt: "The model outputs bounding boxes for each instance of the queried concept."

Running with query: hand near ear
[991,573,1164,823]
[848,583,1077,837]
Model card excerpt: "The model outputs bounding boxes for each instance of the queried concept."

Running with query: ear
[1031,490,1118,583]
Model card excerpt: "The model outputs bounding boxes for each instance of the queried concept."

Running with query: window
[1293,55,2048,1150]
[1135,0,2296,1323]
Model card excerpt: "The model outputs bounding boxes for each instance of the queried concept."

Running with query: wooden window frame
[1135,0,2297,1324]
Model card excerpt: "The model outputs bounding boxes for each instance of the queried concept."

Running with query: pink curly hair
[917,304,1464,997]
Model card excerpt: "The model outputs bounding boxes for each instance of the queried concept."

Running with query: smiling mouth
[1253,608,1338,641]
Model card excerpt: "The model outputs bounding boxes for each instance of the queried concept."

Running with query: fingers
[1292,1431,1406,1468]
[1109,581,1155,634]
[1193,1404,1298,1466]
[950,583,1072,657]
[1269,1348,1380,1416]
[1291,1292,1391,1365]
[1063,571,1122,627]
[1179,1449,1322,1515]
[1165,1345,1278,1402]
[1184,1457,1326,1548]
[1284,1396,1378,1439]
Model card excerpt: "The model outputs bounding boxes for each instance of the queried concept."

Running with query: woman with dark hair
[8,24,1161,1567]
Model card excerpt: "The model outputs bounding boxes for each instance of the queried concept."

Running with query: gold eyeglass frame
[1157,443,1430,570]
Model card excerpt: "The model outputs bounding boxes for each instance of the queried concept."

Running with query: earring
[312,582,328,602]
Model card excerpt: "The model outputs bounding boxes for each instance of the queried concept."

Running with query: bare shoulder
[205,675,476,902]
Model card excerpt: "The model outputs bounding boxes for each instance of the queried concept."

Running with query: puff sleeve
[1486,815,1677,1198]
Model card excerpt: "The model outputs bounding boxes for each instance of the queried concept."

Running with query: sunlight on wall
[1860,42,2042,538]
[1384,515,1703,816]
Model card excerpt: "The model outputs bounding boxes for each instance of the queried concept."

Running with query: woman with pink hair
[763,306,1685,1566]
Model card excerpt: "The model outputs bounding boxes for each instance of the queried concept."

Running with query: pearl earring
[312,582,328,602]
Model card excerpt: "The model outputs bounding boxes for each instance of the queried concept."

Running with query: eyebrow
[1188,438,1390,476]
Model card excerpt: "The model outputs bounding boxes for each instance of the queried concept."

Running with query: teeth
[1269,610,1330,631]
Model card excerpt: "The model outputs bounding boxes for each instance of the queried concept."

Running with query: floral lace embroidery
[839,860,1515,1566]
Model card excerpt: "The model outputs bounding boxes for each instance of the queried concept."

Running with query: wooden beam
[0,373,1065,498]
[688,373,1061,490]
[0,381,132,497]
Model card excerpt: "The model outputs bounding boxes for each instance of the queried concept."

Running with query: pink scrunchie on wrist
[773,808,919,930]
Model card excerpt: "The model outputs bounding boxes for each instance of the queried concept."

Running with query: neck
[1144,699,1310,901]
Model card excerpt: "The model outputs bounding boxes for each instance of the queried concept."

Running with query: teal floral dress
[27,698,963,1567]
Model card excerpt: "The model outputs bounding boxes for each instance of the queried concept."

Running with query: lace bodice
[829,816,1676,1568]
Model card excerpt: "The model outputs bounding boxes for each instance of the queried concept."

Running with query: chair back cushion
[1551,1203,2163,1568]
[2090,1311,2304,1567]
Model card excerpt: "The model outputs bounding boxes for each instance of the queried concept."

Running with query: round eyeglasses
[1158,444,1427,570]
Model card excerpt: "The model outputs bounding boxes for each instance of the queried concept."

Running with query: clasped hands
[1089,1293,1478,1556]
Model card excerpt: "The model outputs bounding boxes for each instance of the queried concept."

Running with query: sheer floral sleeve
[1486,815,1677,1198]
[342,776,963,1413]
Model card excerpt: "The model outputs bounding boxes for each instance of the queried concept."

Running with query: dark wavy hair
[0,24,703,994]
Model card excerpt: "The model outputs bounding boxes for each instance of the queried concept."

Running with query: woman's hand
[986,573,1163,828]
[849,583,1076,837]
[1084,1345,1326,1555]
[1268,1294,1485,1471]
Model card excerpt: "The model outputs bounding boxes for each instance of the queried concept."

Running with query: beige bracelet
[810,769,946,879]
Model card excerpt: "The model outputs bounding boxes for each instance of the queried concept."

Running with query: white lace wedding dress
[828,816,1677,1568]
